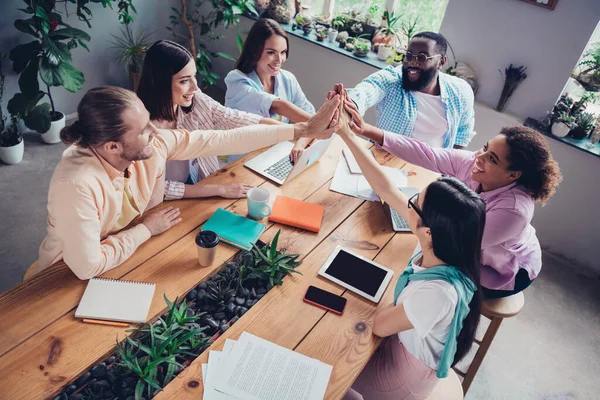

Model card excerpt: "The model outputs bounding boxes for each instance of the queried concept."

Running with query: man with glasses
[347,32,475,149]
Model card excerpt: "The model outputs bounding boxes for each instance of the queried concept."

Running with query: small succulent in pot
[316,26,328,42]
[570,111,597,139]
[353,38,371,58]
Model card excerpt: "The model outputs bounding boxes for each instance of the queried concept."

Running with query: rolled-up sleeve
[347,66,398,116]
[225,70,277,117]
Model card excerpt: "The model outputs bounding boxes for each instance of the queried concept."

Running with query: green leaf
[39,58,62,87]
[49,27,91,41]
[41,20,50,35]
[23,103,51,133]
[19,58,40,95]
[35,6,49,21]
[77,40,90,52]
[14,19,38,37]
[7,91,45,116]
[57,62,85,93]
[237,35,244,53]
[216,51,236,61]
[270,230,280,260]
[42,36,71,65]
[134,379,145,399]
[9,41,42,73]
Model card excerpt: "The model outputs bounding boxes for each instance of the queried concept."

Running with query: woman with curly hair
[340,87,562,298]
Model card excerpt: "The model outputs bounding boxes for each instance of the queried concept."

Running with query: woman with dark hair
[225,18,315,162]
[334,90,485,399]
[137,40,280,201]
[336,83,562,299]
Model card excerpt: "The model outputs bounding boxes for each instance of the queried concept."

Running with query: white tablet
[318,246,394,303]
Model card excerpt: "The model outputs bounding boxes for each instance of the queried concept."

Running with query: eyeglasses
[408,193,428,226]
[404,52,442,65]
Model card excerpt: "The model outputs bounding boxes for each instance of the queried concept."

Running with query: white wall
[211,15,600,272]
[440,0,600,120]
[0,0,180,118]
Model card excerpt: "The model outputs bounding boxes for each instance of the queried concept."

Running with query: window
[393,0,449,33]
[333,0,387,23]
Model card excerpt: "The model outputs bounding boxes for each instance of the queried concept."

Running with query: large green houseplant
[167,0,258,87]
[9,0,90,143]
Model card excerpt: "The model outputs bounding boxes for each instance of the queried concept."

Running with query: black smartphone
[303,285,347,315]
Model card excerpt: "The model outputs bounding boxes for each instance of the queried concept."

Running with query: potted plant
[399,16,420,49]
[373,10,401,52]
[338,36,347,49]
[0,115,25,165]
[328,27,338,43]
[387,49,404,67]
[315,25,328,42]
[345,37,356,52]
[570,111,596,139]
[349,21,363,37]
[551,111,576,138]
[353,38,371,58]
[9,2,90,143]
[0,54,24,165]
[573,41,600,92]
[110,26,152,92]
[361,4,379,38]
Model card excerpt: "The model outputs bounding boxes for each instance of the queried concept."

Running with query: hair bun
[60,121,82,145]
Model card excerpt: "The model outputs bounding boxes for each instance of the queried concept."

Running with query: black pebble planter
[53,237,300,400]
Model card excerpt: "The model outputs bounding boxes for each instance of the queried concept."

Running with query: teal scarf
[394,252,477,378]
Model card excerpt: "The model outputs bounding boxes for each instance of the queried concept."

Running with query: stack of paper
[330,154,408,202]
[202,332,333,400]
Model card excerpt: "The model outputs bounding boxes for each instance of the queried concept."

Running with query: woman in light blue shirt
[225,18,315,162]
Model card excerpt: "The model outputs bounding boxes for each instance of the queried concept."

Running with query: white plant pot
[378,45,393,61]
[41,112,65,144]
[328,30,338,43]
[551,121,571,138]
[0,139,24,165]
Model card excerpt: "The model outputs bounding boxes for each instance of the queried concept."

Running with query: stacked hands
[142,86,365,237]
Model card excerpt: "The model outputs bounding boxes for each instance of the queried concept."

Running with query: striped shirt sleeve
[164,180,186,200]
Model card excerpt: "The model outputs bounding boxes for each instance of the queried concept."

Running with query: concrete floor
[1,90,598,399]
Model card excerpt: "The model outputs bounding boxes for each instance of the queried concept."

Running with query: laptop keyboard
[264,155,294,180]
[390,208,409,231]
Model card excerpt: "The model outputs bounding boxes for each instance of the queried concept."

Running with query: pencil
[83,318,129,327]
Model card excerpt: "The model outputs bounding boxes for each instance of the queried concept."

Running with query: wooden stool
[455,292,525,394]
[23,261,39,281]
[426,369,463,400]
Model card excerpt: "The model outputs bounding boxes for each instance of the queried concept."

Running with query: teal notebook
[202,208,266,251]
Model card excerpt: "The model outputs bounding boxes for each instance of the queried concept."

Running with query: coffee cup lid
[196,230,219,248]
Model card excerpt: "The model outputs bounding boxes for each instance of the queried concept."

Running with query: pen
[83,319,129,327]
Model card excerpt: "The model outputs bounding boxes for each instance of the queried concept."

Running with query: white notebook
[75,278,156,323]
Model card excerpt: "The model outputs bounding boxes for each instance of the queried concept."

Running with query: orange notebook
[269,196,325,233]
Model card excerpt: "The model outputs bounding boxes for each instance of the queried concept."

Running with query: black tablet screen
[324,250,388,297]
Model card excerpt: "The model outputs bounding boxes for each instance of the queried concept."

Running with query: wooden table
[0,136,438,399]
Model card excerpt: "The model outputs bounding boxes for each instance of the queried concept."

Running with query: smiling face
[255,35,288,77]
[402,37,444,92]
[472,134,522,190]
[171,59,199,109]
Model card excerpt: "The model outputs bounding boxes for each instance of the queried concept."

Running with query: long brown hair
[235,18,289,74]
[60,86,138,148]
[137,40,194,121]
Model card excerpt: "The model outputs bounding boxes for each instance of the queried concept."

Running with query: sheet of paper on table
[203,332,332,400]
[330,156,408,202]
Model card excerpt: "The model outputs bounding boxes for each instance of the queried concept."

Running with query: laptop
[244,136,335,185]
[381,187,420,232]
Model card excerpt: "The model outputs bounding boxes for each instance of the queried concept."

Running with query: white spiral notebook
[75,278,156,323]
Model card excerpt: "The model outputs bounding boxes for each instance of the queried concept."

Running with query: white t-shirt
[396,255,458,371]
[411,91,448,148]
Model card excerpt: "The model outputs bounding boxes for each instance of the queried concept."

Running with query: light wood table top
[0,137,438,399]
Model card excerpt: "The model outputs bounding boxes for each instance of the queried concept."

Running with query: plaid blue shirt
[348,66,475,148]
